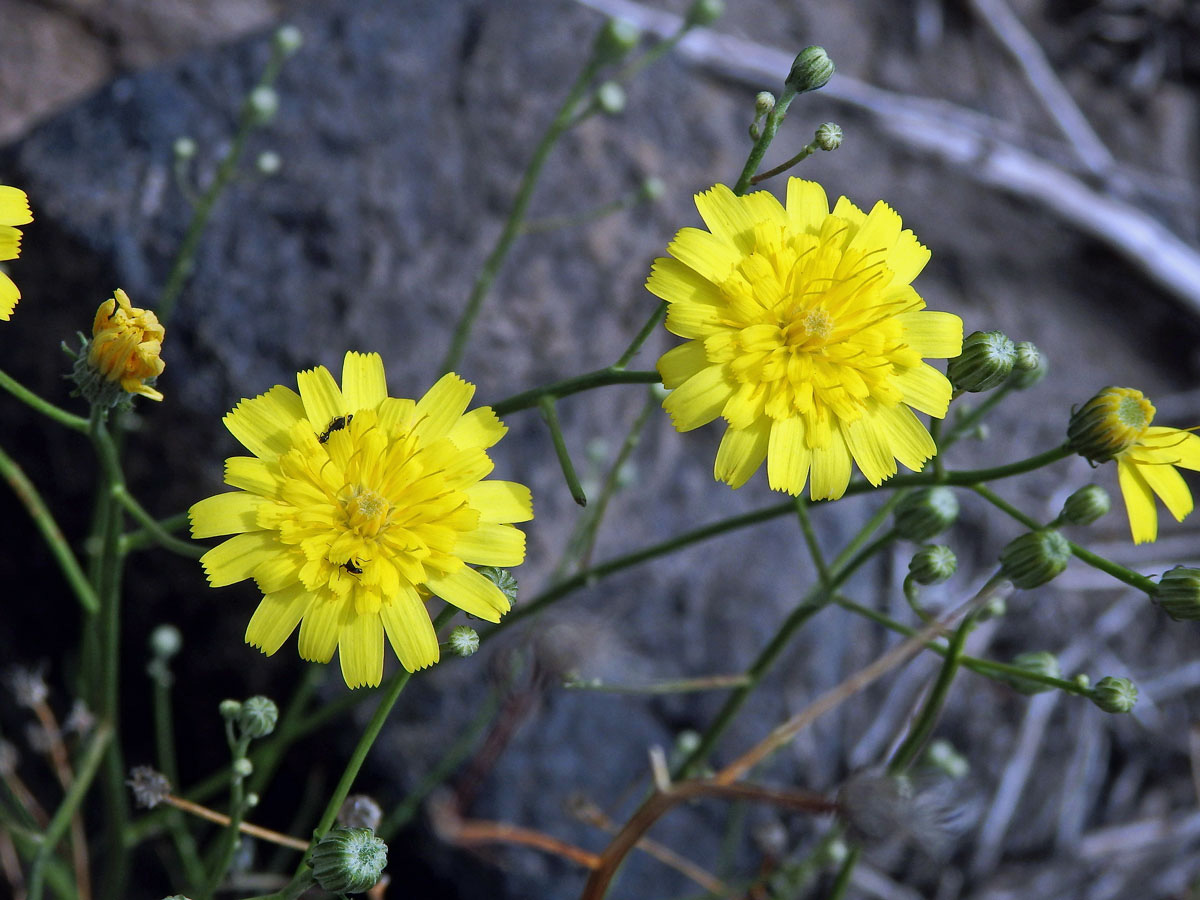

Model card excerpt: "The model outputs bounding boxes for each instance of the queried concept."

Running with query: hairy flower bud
[947,330,1016,393]
[447,625,480,657]
[310,827,388,894]
[477,566,519,605]
[999,529,1070,589]
[1091,676,1137,714]
[1007,341,1045,389]
[786,46,835,94]
[595,81,626,116]
[593,18,640,63]
[908,545,957,586]
[1067,386,1154,464]
[1005,651,1061,695]
[1153,566,1200,621]
[218,699,243,720]
[238,696,279,739]
[894,487,959,542]
[1059,484,1111,526]
[814,122,843,151]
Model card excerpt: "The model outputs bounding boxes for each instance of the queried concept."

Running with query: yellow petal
[845,200,901,259]
[663,365,734,432]
[1136,458,1193,522]
[695,184,786,255]
[665,298,728,340]
[715,418,770,488]
[646,256,725,307]
[657,340,709,390]
[809,426,853,500]
[425,566,509,622]
[378,396,416,434]
[1117,458,1159,544]
[454,523,526,566]
[447,406,506,451]
[0,224,20,261]
[785,178,830,233]
[845,410,897,487]
[895,311,964,359]
[0,187,32,226]
[338,612,385,689]
[296,366,345,433]
[245,582,311,655]
[892,364,953,418]
[189,491,265,538]
[0,271,18,321]
[667,227,742,284]
[224,386,307,459]
[340,352,387,412]
[252,552,302,594]
[297,595,349,662]
[414,373,475,442]
[767,416,811,496]
[1135,428,1200,470]
[465,481,534,523]
[380,583,440,672]
[873,403,936,472]
[224,456,282,496]
[887,228,931,285]
[200,531,280,587]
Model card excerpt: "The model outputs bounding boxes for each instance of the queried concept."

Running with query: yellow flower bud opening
[87,289,166,401]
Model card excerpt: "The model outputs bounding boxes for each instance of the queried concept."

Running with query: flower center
[341,486,391,538]
[1115,393,1153,434]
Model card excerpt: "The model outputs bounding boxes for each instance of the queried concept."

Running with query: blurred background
[0,0,1198,897]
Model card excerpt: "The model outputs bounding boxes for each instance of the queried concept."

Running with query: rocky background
[0,0,1198,898]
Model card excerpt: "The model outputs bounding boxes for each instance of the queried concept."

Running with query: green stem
[614,303,666,369]
[793,497,831,585]
[946,383,1015,444]
[440,56,603,374]
[519,187,646,235]
[828,844,861,900]
[119,511,190,554]
[200,735,251,900]
[152,663,206,891]
[0,369,89,432]
[851,443,1072,491]
[539,396,587,506]
[110,487,202,558]
[27,725,113,900]
[490,367,659,417]
[0,443,99,612]
[747,137,820,185]
[733,85,799,194]
[6,823,76,899]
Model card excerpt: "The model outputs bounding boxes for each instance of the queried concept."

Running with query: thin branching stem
[539,396,587,506]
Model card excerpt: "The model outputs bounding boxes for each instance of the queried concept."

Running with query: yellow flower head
[0,186,34,321]
[189,352,534,688]
[88,289,166,401]
[1069,386,1200,544]
[650,179,963,499]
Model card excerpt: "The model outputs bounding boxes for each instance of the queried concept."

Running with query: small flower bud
[448,625,480,657]
[1073,673,1091,689]
[815,122,843,151]
[754,91,776,118]
[219,699,243,720]
[924,739,969,779]
[339,795,383,831]
[173,136,197,160]
[908,545,957,586]
[785,46,835,94]
[1153,566,1200,621]
[1067,386,1154,464]
[245,792,260,807]
[274,24,303,56]
[1005,341,1046,390]
[238,696,278,739]
[248,86,279,125]
[593,18,640,63]
[1091,676,1137,714]
[309,827,388,894]
[74,289,165,405]
[232,758,253,778]
[684,0,725,28]
[639,176,665,202]
[1059,485,1111,526]
[595,81,626,116]
[256,150,282,175]
[477,566,518,605]
[998,529,1070,589]
[1005,651,1061,695]
[894,487,959,542]
[150,624,182,659]
[947,330,1017,393]
[127,766,172,808]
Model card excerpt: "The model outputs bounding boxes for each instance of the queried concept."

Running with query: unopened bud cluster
[948,330,1016,393]
[1091,676,1137,713]
[309,826,388,894]
[1153,566,1200,621]
[998,529,1070,589]
[908,545,956,586]
[786,46,835,94]
[894,487,959,542]
[1058,485,1110,526]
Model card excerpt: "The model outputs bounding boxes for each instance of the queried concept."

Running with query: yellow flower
[0,186,33,320]
[650,178,963,499]
[189,352,534,688]
[88,289,166,401]
[1070,387,1200,544]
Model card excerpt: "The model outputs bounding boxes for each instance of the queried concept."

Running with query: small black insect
[341,559,363,575]
[318,414,353,443]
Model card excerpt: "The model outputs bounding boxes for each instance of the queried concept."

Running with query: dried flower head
[127,766,172,809]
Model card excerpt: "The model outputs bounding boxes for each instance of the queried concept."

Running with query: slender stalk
[27,725,112,900]
[539,396,587,506]
[613,303,666,369]
[0,369,89,432]
[748,136,821,185]
[440,56,603,374]
[490,367,659,417]
[828,845,861,900]
[119,511,190,555]
[110,487,202,558]
[152,661,206,891]
[793,497,831,585]
[733,83,800,194]
[519,187,647,235]
[199,732,251,900]
[564,673,751,694]
[0,443,99,612]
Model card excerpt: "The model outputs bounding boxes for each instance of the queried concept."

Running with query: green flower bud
[238,696,278,739]
[924,739,969,779]
[684,0,725,27]
[150,624,182,659]
[815,122,843,151]
[477,566,519,605]
[1067,386,1154,464]
[640,176,665,202]
[273,24,303,56]
[218,699,243,720]
[310,827,388,894]
[754,91,776,117]
[595,81,626,116]
[894,487,959,542]
[785,46,835,94]
[1005,651,1061,695]
[1059,484,1111,526]
[1073,673,1091,690]
[256,151,282,175]
[1091,676,1137,714]
[998,529,1070,589]
[1153,565,1200,621]
[947,330,1017,393]
[1005,341,1046,390]
[448,625,480,657]
[172,137,197,160]
[593,18,640,63]
[232,758,253,778]
[247,86,279,125]
[908,545,957,586]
